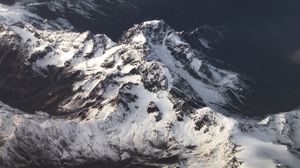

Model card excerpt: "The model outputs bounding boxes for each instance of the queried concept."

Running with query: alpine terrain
[0,1,300,168]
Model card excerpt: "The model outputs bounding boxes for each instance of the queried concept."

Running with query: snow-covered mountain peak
[0,13,254,119]
[123,20,177,46]
[1,98,300,168]
[0,2,300,167]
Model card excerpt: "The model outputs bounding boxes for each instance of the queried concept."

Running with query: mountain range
[0,1,300,168]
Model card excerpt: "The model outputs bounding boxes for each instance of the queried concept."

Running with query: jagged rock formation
[1,99,300,168]
[0,17,253,117]
[0,2,300,168]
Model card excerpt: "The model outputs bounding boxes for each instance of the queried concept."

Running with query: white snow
[82,39,94,55]
[74,45,124,74]
[234,134,300,168]
[0,6,299,166]
[0,3,41,24]
[10,25,37,43]
[143,20,162,26]
[199,38,212,49]
[150,38,227,105]
[132,33,146,44]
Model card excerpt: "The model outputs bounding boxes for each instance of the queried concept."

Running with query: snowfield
[0,2,299,168]
[1,101,300,168]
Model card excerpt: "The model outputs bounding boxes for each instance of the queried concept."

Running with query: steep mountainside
[0,19,253,115]
[0,1,300,168]
[0,2,280,117]
[3,0,300,114]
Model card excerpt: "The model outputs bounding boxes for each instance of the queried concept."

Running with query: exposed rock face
[2,100,300,168]
[0,2,300,168]
[0,18,254,117]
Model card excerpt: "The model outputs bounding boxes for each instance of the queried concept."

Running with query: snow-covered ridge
[0,17,250,116]
[1,100,300,168]
[0,2,73,30]
[0,3,300,168]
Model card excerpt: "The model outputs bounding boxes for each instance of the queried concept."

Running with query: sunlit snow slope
[0,2,299,168]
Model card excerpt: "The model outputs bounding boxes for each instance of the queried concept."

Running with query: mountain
[0,18,247,115]
[0,1,290,117]
[3,0,300,114]
[2,99,300,168]
[0,1,300,168]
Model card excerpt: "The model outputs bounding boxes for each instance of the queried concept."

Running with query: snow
[199,38,212,49]
[150,38,227,106]
[0,3,41,24]
[10,25,35,42]
[190,58,202,70]
[132,33,146,44]
[143,20,162,26]
[234,134,300,168]
[74,45,124,74]
[1,6,300,166]
[36,50,75,68]
[82,39,94,55]
[2,90,300,168]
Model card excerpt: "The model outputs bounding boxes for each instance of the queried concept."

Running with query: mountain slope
[0,2,300,168]
[1,100,300,168]
[0,18,252,116]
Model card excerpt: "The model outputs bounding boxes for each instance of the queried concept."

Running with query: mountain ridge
[0,1,300,168]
